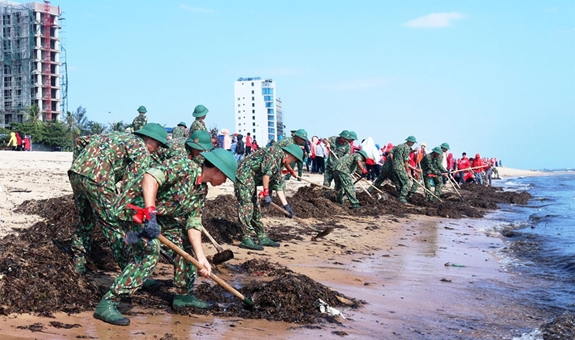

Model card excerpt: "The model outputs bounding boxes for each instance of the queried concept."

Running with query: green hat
[358,150,368,160]
[293,129,308,141]
[339,130,353,140]
[432,146,443,154]
[185,130,214,151]
[203,148,238,183]
[192,104,209,118]
[134,123,168,147]
[281,144,303,163]
[348,131,358,140]
[440,142,450,150]
[177,121,187,127]
[137,105,147,113]
[405,135,417,143]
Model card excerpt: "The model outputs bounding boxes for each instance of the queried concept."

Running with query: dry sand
[0,151,550,339]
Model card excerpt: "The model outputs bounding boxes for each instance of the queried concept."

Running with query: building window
[252,110,255,113]
[268,115,274,121]
[251,82,254,86]
[252,97,255,101]
[268,128,275,133]
[264,96,273,101]
[268,122,274,127]
[265,102,273,108]
[253,129,256,133]
[252,116,255,120]
[251,90,254,94]
[267,109,274,114]
[237,98,240,100]
[253,123,256,127]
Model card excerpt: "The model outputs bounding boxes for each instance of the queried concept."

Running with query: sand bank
[0,151,550,339]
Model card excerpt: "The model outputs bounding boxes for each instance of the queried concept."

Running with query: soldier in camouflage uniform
[68,124,168,274]
[131,105,148,132]
[189,104,209,134]
[92,148,238,326]
[235,144,303,250]
[322,130,354,188]
[153,130,213,165]
[277,129,308,180]
[334,150,368,208]
[172,121,188,139]
[371,136,418,203]
[418,146,448,201]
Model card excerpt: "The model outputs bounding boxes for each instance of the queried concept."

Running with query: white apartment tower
[1,1,66,127]
[234,77,284,146]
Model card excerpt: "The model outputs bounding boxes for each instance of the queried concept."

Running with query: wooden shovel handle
[157,235,247,303]
[269,202,313,228]
[296,176,332,190]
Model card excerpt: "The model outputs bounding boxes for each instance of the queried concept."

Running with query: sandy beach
[0,151,551,339]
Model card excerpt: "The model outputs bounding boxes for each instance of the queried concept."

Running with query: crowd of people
[4,131,31,151]
[69,104,501,326]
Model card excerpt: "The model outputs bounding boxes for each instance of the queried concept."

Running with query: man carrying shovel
[93,147,238,326]
[277,128,308,181]
[419,146,448,202]
[323,130,354,188]
[235,144,303,250]
[333,150,369,209]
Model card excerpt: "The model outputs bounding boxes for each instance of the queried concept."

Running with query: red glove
[361,168,368,175]
[127,204,156,224]
[258,188,270,199]
[289,169,297,177]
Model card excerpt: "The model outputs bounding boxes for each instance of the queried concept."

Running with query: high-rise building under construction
[1,0,66,127]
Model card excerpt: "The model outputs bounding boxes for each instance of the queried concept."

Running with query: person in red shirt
[472,153,487,184]
[245,133,253,155]
[456,152,471,184]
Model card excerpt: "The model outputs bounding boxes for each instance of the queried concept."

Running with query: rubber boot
[93,296,130,326]
[258,235,280,247]
[239,236,264,251]
[173,294,215,309]
[73,256,87,274]
[398,197,408,203]
[350,203,361,210]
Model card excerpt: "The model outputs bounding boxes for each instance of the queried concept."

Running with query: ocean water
[485,171,575,339]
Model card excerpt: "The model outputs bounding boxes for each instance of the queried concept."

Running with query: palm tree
[108,121,128,132]
[87,121,106,135]
[24,105,42,125]
[72,106,89,133]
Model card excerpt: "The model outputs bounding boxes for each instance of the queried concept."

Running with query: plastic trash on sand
[317,299,346,319]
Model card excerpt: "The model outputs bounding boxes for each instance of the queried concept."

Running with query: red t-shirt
[245,135,252,147]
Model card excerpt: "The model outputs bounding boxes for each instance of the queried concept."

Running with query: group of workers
[70,103,481,327]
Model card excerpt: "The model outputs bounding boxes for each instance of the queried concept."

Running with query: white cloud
[179,4,215,13]
[403,12,465,28]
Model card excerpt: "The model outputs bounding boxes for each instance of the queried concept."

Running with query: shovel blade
[213,249,235,265]
[311,227,334,242]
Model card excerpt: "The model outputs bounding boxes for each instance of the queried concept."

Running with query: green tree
[72,106,89,134]
[87,121,106,135]
[24,105,42,126]
[108,121,128,132]
[43,121,71,150]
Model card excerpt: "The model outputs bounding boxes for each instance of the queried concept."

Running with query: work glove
[125,205,160,245]
[258,188,272,206]
[361,168,368,175]
[142,212,160,240]
[283,204,294,218]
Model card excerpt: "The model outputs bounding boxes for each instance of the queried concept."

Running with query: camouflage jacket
[117,156,206,231]
[190,119,207,134]
[69,133,152,192]
[334,152,364,174]
[390,143,411,171]
[152,137,187,164]
[324,136,351,168]
[434,153,447,173]
[172,126,188,139]
[236,145,285,191]
[132,113,148,131]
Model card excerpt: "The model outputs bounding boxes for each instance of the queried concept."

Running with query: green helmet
[185,130,214,151]
[432,146,443,154]
[134,123,168,147]
[405,135,417,143]
[293,129,308,141]
[358,150,368,160]
[177,121,187,127]
[339,130,353,140]
[202,148,238,183]
[348,131,358,140]
[137,105,147,113]
[192,104,209,118]
[281,144,303,163]
[440,142,450,150]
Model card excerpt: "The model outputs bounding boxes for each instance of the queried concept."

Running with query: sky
[46,0,574,169]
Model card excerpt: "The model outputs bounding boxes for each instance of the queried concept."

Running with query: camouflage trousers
[235,178,266,239]
[424,175,443,199]
[323,166,335,188]
[68,172,129,270]
[393,167,416,199]
[372,163,393,189]
[334,170,359,205]
[157,216,198,295]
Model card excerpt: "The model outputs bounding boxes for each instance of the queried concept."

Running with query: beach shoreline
[0,151,560,339]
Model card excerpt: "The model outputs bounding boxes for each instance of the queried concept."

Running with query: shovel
[157,234,254,307]
[269,202,334,241]
[201,227,234,265]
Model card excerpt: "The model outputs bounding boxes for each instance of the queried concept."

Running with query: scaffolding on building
[0,0,66,127]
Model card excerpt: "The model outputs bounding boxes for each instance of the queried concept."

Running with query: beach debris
[317,299,346,319]
[440,278,452,283]
[444,262,466,267]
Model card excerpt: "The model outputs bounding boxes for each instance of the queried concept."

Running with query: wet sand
[0,151,549,339]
